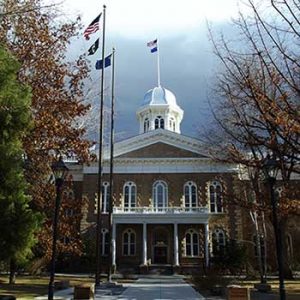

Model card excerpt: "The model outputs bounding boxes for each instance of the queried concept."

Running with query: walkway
[95,276,205,300]
[35,276,206,300]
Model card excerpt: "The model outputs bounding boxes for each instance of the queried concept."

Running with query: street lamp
[48,156,68,300]
[262,154,286,300]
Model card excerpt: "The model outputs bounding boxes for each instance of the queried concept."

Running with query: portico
[111,207,210,271]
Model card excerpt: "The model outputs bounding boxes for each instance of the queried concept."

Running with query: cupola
[136,86,184,134]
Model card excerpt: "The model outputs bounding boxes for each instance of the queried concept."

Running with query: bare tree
[204,0,300,278]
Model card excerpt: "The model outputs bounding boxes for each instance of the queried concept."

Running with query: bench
[227,285,249,300]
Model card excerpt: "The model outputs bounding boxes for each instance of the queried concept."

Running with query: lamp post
[262,154,286,300]
[48,156,68,300]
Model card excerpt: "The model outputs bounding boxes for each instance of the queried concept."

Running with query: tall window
[123,229,135,256]
[101,182,110,213]
[144,118,150,132]
[169,117,176,131]
[153,180,168,211]
[253,234,265,259]
[212,229,226,255]
[123,181,136,210]
[101,229,110,256]
[185,229,199,257]
[209,181,223,213]
[286,234,293,261]
[155,116,164,129]
[184,181,197,208]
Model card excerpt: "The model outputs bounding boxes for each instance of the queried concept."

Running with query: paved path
[96,277,205,300]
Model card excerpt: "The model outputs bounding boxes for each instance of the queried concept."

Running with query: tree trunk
[9,258,16,284]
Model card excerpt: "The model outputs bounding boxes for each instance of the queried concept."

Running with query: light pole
[48,156,68,300]
[262,154,286,300]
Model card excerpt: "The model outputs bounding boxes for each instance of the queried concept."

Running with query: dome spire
[147,38,161,87]
[157,39,161,87]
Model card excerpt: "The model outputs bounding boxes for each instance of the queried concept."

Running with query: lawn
[1,275,300,300]
[239,279,300,300]
[190,275,300,300]
[0,275,95,300]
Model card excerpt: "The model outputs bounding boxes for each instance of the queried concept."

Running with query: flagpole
[108,47,115,283]
[95,4,106,287]
[157,39,161,87]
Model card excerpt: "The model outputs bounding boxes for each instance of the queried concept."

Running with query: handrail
[113,206,209,214]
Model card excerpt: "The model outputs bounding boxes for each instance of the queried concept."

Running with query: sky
[53,0,246,140]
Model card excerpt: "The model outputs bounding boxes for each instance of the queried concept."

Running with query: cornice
[83,157,238,174]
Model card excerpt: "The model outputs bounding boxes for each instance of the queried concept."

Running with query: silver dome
[141,86,177,106]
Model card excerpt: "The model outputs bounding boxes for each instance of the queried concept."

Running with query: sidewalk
[34,276,299,300]
[95,277,205,300]
[35,276,204,300]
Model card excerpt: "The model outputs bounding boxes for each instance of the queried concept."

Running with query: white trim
[113,211,209,224]
[101,181,110,213]
[84,158,238,174]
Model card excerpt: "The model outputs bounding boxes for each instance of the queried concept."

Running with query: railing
[113,206,209,214]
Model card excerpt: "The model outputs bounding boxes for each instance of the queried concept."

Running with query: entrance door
[154,246,168,264]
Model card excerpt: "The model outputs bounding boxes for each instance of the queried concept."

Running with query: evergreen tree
[0,46,40,283]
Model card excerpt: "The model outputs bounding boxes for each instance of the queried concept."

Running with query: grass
[239,279,300,299]
[0,275,95,300]
[191,275,300,300]
[1,274,300,300]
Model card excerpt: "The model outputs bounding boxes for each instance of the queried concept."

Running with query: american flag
[84,13,101,40]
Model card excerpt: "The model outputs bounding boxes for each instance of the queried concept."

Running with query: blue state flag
[151,47,157,53]
[95,54,112,69]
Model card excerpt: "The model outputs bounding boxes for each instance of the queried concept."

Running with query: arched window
[101,228,109,256]
[155,116,164,129]
[153,180,168,211]
[209,181,223,213]
[123,228,135,256]
[62,236,70,245]
[275,186,283,200]
[185,229,199,257]
[169,117,176,132]
[184,181,197,209]
[212,229,226,255]
[65,208,73,217]
[144,118,150,132]
[101,182,110,213]
[123,182,136,211]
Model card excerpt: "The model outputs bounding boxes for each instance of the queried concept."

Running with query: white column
[112,222,116,267]
[143,222,147,265]
[205,223,209,267]
[174,222,179,266]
